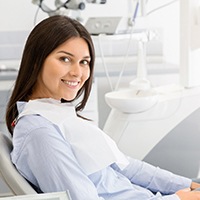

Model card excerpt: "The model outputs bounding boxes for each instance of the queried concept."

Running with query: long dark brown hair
[6,15,95,135]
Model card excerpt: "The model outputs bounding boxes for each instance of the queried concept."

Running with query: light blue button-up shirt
[11,102,191,200]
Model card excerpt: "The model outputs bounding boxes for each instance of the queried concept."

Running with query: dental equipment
[32,0,106,16]
[104,0,200,179]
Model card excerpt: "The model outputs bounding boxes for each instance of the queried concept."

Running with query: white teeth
[63,80,78,86]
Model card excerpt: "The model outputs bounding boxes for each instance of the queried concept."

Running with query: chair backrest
[0,132,37,195]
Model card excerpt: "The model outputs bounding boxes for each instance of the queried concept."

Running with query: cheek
[41,69,56,85]
[42,61,62,81]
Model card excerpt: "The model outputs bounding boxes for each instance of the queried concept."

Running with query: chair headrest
[0,132,37,195]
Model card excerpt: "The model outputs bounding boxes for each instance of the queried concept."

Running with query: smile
[62,80,79,86]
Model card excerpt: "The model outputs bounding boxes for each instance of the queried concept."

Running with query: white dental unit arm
[32,0,106,18]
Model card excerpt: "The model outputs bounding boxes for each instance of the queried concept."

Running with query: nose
[69,63,82,77]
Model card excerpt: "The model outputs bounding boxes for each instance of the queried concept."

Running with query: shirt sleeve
[147,192,180,200]
[15,125,105,200]
[161,194,180,200]
[111,157,191,195]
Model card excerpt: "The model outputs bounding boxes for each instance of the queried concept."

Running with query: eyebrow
[57,51,91,59]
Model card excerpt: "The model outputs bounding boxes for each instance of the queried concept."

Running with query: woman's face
[31,37,91,101]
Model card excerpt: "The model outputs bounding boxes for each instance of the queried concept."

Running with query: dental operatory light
[55,0,86,10]
[32,0,106,14]
[32,0,107,24]
[86,0,106,4]
[55,0,106,10]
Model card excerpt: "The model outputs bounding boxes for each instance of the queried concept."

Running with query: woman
[6,15,200,200]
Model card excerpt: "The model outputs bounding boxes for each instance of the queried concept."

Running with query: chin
[61,96,76,102]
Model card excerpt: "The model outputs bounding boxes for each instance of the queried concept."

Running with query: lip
[61,79,80,87]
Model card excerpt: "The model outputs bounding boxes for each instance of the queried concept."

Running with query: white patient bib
[18,98,129,175]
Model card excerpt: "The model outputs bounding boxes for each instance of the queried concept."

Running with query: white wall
[0,1,46,31]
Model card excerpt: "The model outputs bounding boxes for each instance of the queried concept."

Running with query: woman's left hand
[191,182,200,191]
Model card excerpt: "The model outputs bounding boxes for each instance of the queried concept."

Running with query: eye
[60,57,70,63]
[81,59,90,66]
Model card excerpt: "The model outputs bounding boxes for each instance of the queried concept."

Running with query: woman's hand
[176,187,200,200]
[190,182,200,191]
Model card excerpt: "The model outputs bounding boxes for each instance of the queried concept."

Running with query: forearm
[112,157,191,194]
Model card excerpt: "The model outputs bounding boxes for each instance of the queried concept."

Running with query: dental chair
[0,132,37,195]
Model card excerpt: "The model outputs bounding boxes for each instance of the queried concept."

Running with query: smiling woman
[6,15,95,134]
[5,15,200,200]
